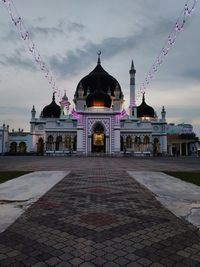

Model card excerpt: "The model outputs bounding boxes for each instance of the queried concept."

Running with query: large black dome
[75,60,123,98]
[41,93,61,118]
[137,93,155,118]
[86,91,112,108]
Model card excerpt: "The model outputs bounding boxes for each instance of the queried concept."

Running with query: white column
[162,135,167,154]
[77,128,83,153]
[88,137,91,153]
[106,136,109,153]
[186,143,188,156]
[170,145,173,156]
[114,130,120,153]
[179,143,182,156]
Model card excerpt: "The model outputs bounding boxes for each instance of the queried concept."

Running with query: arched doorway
[47,135,54,150]
[120,136,124,151]
[65,134,71,150]
[19,142,27,153]
[10,142,17,153]
[37,138,44,155]
[153,138,160,156]
[56,136,62,151]
[92,122,106,153]
[126,136,132,149]
[73,136,77,151]
[135,136,141,152]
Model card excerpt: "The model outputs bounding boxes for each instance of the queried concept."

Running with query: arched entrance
[92,122,106,153]
[10,142,17,153]
[37,138,44,155]
[19,142,27,153]
[55,136,62,151]
[153,138,160,156]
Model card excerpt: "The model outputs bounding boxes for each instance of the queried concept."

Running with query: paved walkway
[0,171,69,233]
[0,156,200,172]
[128,171,200,229]
[0,170,200,266]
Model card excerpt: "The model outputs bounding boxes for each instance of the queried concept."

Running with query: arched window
[47,135,53,143]
[120,136,124,151]
[19,142,26,153]
[56,136,62,151]
[126,136,132,149]
[37,138,44,154]
[65,134,71,149]
[10,142,17,153]
[144,136,150,145]
[135,136,141,144]
[47,135,54,150]
[73,136,77,151]
[153,138,160,155]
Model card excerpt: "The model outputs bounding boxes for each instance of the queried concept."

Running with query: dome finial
[97,50,101,64]
[142,92,145,102]
[53,91,56,102]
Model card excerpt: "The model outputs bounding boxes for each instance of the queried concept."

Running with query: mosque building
[0,54,198,156]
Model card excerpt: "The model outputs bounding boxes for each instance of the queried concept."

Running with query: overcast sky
[0,0,199,136]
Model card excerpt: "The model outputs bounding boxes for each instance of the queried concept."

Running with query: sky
[0,0,199,136]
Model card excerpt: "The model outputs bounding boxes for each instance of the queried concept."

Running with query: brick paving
[0,169,200,266]
[0,156,200,172]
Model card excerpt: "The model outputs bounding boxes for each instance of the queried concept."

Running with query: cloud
[67,21,85,32]
[2,29,21,44]
[0,49,37,72]
[29,25,64,38]
[0,106,30,115]
[29,19,85,39]
[165,106,200,120]
[1,18,85,44]
[33,16,46,23]
[49,17,173,78]
[180,68,200,82]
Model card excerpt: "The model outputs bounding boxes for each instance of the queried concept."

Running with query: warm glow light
[93,101,106,107]
[93,133,104,146]
[141,116,151,121]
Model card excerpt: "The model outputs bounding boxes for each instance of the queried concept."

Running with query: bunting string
[137,0,198,101]
[1,0,61,99]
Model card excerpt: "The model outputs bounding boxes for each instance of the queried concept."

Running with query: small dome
[137,93,155,118]
[41,93,61,118]
[86,91,112,108]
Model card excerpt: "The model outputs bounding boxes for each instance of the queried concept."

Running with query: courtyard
[0,156,200,266]
[0,155,200,172]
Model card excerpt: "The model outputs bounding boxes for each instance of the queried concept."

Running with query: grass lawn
[0,171,31,184]
[165,171,200,186]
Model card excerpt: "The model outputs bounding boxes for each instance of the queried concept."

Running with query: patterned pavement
[0,169,200,266]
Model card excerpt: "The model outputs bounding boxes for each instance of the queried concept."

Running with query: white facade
[0,125,9,154]
[1,59,169,156]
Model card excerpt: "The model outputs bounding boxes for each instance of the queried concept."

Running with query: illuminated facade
[0,57,169,155]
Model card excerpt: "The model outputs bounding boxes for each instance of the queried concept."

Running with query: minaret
[31,105,36,119]
[129,60,136,116]
[161,106,166,122]
[60,90,71,115]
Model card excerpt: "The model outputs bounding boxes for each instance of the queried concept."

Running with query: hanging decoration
[1,0,61,99]
[137,0,198,101]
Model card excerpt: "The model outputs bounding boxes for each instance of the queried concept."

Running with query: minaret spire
[129,59,136,115]
[131,59,134,69]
